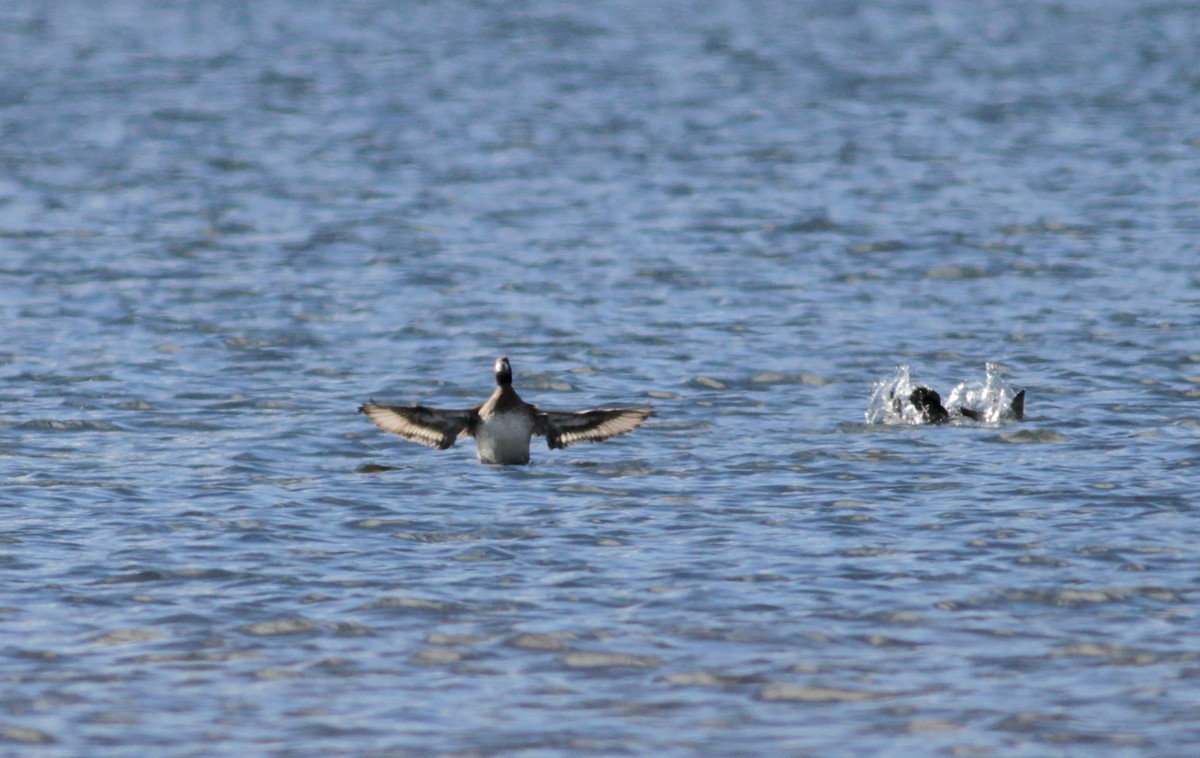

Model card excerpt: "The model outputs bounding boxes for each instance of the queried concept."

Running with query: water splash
[946,363,1024,424]
[865,365,922,425]
[866,364,1024,425]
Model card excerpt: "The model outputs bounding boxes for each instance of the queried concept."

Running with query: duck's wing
[1010,389,1026,420]
[359,402,479,450]
[535,407,654,449]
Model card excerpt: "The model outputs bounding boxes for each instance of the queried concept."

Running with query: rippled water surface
[3,1,1199,754]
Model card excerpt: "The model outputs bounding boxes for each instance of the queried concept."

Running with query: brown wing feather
[359,403,477,450]
[537,407,654,449]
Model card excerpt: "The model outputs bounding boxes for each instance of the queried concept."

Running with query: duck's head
[909,386,949,423]
[494,356,513,386]
[910,386,941,410]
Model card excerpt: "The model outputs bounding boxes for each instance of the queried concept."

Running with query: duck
[359,357,654,465]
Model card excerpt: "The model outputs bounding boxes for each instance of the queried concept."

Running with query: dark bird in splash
[904,386,1026,424]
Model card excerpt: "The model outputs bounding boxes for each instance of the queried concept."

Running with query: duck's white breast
[474,412,534,464]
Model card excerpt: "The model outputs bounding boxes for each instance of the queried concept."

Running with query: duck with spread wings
[360,357,654,465]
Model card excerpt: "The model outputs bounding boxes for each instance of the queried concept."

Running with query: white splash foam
[865,365,922,425]
[946,362,1023,424]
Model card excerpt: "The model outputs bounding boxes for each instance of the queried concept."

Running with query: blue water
[2,1,1199,754]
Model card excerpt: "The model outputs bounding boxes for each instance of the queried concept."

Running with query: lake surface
[2,1,1199,755]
